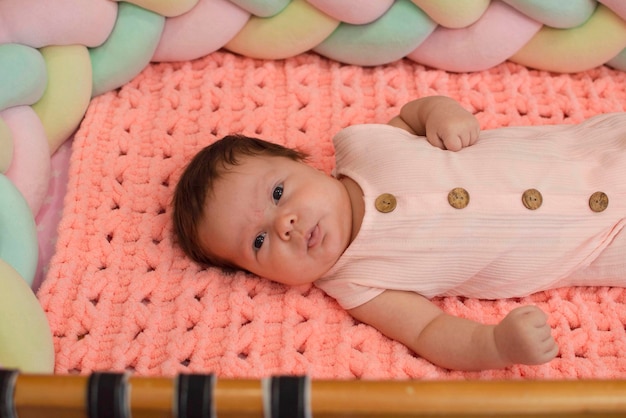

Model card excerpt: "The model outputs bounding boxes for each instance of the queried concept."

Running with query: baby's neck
[338,176,364,245]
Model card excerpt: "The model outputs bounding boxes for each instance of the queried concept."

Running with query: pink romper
[314,113,626,310]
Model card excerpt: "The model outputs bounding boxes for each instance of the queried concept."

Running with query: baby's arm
[388,96,480,151]
[349,290,558,371]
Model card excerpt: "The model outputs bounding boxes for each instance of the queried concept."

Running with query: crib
[2,371,626,417]
[1,1,626,416]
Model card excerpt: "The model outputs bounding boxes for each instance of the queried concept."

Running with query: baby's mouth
[306,224,321,249]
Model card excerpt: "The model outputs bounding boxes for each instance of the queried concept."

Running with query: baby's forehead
[210,157,267,195]
[212,153,304,194]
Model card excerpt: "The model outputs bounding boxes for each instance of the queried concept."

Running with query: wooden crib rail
[2,370,626,418]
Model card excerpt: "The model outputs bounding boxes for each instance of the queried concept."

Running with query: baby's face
[198,154,353,286]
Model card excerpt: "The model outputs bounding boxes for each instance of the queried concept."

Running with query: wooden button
[375,193,397,213]
[589,191,608,213]
[522,189,542,210]
[447,188,469,209]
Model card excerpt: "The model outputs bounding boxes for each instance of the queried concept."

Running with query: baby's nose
[276,212,296,240]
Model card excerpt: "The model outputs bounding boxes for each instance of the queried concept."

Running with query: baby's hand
[493,305,558,365]
[424,102,480,151]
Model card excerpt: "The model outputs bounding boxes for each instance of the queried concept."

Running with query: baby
[173,96,626,371]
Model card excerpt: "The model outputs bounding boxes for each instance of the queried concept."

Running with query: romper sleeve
[314,276,386,310]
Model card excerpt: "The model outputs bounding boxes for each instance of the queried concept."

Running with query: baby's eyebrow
[257,168,278,200]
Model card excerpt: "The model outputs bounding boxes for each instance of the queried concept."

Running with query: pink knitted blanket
[39,52,626,380]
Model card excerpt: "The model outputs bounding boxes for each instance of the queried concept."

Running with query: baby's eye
[253,233,266,250]
[272,184,283,203]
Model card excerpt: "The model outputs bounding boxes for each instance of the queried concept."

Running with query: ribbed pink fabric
[38,52,626,379]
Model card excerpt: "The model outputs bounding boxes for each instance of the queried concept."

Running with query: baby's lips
[306,224,321,249]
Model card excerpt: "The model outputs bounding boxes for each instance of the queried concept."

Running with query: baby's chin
[261,253,341,287]
[270,275,319,287]
[266,268,326,287]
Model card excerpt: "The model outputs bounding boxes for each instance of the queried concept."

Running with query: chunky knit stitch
[38,51,626,380]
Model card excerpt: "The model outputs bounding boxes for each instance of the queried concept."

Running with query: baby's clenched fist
[494,305,559,365]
